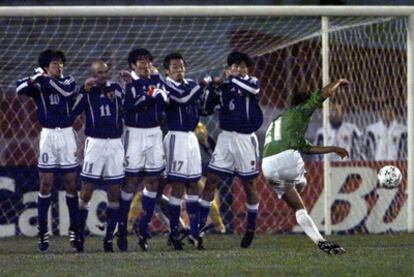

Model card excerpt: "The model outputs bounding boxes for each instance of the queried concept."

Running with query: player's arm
[34,74,77,97]
[320,79,349,99]
[304,145,349,159]
[150,82,169,105]
[199,83,221,116]
[16,76,40,97]
[228,75,260,95]
[71,86,88,119]
[123,83,148,111]
[165,80,204,104]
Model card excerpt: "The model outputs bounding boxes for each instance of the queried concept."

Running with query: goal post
[0,6,412,236]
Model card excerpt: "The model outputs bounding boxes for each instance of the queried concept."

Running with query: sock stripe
[143,188,157,198]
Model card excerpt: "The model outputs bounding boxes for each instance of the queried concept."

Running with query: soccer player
[199,51,263,248]
[314,102,364,161]
[365,106,407,160]
[261,79,349,255]
[16,49,80,252]
[163,52,206,250]
[71,60,124,252]
[118,48,168,251]
[195,122,226,234]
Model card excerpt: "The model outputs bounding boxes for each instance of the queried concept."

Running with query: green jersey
[263,90,325,157]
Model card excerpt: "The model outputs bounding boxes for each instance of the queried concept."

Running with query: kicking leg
[282,184,345,255]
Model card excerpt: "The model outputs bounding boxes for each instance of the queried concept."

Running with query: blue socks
[37,193,51,233]
[199,199,211,229]
[119,190,133,234]
[66,193,80,230]
[168,196,181,234]
[105,202,119,240]
[246,203,259,232]
[185,195,200,238]
[138,188,157,235]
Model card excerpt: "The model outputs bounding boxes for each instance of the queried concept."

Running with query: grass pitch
[0,233,413,276]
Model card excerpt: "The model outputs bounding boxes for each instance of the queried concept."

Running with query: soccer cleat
[168,232,184,251]
[116,230,128,252]
[240,231,255,248]
[103,238,114,253]
[318,240,346,255]
[69,227,83,253]
[37,229,50,253]
[188,234,205,250]
[134,227,150,252]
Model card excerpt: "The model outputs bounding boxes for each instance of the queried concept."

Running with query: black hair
[128,48,153,68]
[163,52,185,69]
[288,91,311,107]
[227,51,253,67]
[38,49,66,70]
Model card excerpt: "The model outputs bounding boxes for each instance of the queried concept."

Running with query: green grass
[0,234,413,276]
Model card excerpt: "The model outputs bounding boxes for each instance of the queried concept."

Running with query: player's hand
[321,79,350,98]
[212,77,223,86]
[84,77,97,92]
[334,147,349,159]
[150,65,159,74]
[119,70,132,83]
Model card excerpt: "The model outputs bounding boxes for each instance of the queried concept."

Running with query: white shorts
[80,137,125,185]
[261,149,307,198]
[124,126,165,177]
[208,131,259,180]
[38,127,78,173]
[164,131,201,183]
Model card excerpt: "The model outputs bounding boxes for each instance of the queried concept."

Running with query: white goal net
[0,11,409,236]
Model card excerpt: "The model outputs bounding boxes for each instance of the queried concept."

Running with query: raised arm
[165,80,204,104]
[71,87,88,119]
[229,75,260,95]
[123,83,149,111]
[303,145,349,159]
[320,79,350,99]
[16,76,40,97]
[34,75,77,97]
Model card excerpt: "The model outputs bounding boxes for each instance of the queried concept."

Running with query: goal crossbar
[1,6,414,17]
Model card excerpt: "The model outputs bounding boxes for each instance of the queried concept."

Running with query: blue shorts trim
[38,164,79,174]
[167,174,201,184]
[235,171,259,181]
[81,175,124,186]
[125,168,165,177]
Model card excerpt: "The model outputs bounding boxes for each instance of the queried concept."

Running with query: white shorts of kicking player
[80,137,125,185]
[261,149,307,199]
[38,127,78,173]
[124,126,165,177]
[164,131,201,183]
[208,131,260,180]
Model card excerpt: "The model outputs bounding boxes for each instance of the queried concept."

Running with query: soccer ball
[377,165,402,189]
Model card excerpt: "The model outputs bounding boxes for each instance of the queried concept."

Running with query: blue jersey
[72,81,124,139]
[164,77,205,132]
[124,72,167,128]
[217,75,263,133]
[16,74,77,128]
